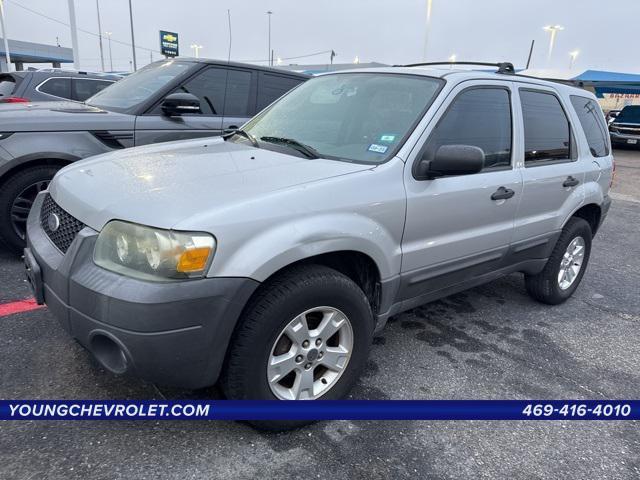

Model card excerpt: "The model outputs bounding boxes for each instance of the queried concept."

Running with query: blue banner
[1,400,638,421]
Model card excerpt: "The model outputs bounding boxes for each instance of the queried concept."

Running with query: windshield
[242,73,443,164]
[615,106,640,124]
[86,60,192,112]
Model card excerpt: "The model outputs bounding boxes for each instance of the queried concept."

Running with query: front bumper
[26,193,259,389]
[609,131,640,146]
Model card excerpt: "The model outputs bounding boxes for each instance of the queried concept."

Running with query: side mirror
[161,93,201,116]
[414,144,485,180]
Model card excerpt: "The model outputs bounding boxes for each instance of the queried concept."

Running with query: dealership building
[0,38,73,72]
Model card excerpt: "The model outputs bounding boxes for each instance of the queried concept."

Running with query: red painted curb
[0,298,44,317]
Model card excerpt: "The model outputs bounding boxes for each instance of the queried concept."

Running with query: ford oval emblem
[47,213,60,232]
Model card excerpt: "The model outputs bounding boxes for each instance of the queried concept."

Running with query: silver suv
[24,63,613,428]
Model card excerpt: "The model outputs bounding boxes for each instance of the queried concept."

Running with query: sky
[1,0,638,73]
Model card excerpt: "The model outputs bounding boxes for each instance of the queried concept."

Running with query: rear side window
[570,96,609,157]
[257,73,304,112]
[0,76,16,97]
[422,87,512,170]
[73,79,114,102]
[38,77,72,99]
[520,90,571,164]
[223,69,252,117]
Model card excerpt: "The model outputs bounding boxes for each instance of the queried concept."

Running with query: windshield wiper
[260,136,320,159]
[226,129,259,148]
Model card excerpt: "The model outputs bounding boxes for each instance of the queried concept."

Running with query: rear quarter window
[570,95,609,157]
[0,75,16,98]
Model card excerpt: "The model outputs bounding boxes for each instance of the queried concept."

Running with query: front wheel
[0,166,59,253]
[525,217,592,305]
[221,264,374,430]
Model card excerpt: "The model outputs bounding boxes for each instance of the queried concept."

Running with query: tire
[221,264,374,430]
[0,166,59,253]
[525,217,592,305]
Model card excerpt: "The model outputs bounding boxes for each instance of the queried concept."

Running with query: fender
[210,212,401,282]
[560,178,605,230]
[0,152,80,179]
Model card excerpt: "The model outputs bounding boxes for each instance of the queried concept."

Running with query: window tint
[38,77,71,99]
[257,73,304,111]
[422,88,512,169]
[73,79,113,102]
[175,67,251,116]
[520,90,571,164]
[570,96,609,157]
[223,69,252,117]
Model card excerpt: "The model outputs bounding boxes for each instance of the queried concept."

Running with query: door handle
[224,125,239,134]
[563,176,580,188]
[491,186,515,201]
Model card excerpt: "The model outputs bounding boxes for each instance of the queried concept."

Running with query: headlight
[94,220,216,281]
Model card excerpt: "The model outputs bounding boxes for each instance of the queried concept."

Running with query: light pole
[105,32,113,71]
[0,0,11,72]
[353,55,360,64]
[68,0,80,69]
[96,0,105,71]
[423,0,433,61]
[543,25,564,65]
[266,11,273,66]
[569,50,579,70]
[448,53,456,68]
[190,44,203,58]
[128,0,137,71]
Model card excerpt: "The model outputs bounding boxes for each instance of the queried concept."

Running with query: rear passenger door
[512,86,585,246]
[401,81,522,300]
[134,66,254,145]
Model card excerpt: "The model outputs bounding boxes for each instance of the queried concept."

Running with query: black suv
[0,70,120,104]
[0,59,309,251]
[609,105,640,147]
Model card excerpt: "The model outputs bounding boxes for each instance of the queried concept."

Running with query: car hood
[0,100,134,131]
[50,137,374,231]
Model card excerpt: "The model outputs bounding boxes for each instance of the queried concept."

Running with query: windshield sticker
[368,144,388,154]
[379,134,397,143]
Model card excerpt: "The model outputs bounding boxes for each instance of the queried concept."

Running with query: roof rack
[398,61,515,75]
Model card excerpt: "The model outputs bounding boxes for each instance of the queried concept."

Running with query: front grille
[40,194,85,253]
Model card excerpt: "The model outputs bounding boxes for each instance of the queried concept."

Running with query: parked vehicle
[0,59,309,251]
[0,70,120,104]
[609,105,640,147]
[606,109,621,124]
[24,63,612,429]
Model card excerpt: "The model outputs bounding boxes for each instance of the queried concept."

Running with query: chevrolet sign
[160,30,179,57]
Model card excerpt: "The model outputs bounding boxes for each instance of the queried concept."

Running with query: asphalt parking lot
[1,149,639,479]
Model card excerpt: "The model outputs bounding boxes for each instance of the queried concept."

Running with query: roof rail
[399,61,515,75]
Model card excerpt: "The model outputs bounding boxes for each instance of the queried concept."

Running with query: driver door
[399,81,523,301]
[134,66,254,146]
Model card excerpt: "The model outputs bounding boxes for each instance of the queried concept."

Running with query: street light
[448,53,456,68]
[543,25,564,65]
[105,32,113,71]
[190,44,203,58]
[266,11,273,66]
[423,0,433,61]
[0,0,11,72]
[353,56,360,64]
[569,50,579,70]
[96,0,105,71]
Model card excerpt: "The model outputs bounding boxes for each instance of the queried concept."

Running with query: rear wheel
[0,166,59,253]
[525,217,592,305]
[221,264,374,430]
